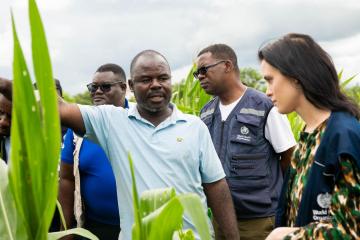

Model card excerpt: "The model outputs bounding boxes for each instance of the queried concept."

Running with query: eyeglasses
[86,81,122,93]
[193,60,226,79]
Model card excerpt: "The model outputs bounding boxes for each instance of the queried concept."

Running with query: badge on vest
[236,126,251,142]
[312,192,332,221]
[240,126,249,135]
[317,192,331,208]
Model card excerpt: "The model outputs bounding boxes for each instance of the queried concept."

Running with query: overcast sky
[1,0,359,94]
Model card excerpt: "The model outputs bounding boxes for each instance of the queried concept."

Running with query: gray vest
[200,88,282,219]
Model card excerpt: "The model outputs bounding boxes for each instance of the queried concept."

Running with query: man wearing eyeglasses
[59,63,128,240]
[196,44,296,240]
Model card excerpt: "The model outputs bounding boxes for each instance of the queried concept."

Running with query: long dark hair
[258,33,360,119]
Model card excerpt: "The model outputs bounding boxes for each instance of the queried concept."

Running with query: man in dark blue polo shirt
[59,63,128,240]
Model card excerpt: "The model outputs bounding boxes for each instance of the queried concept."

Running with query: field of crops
[1,0,359,239]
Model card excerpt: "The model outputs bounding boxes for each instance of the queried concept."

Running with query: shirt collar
[124,98,129,109]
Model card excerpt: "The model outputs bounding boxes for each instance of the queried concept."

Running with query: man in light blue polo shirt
[58,50,239,240]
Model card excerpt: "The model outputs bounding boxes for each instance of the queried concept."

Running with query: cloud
[320,33,360,85]
[0,0,359,94]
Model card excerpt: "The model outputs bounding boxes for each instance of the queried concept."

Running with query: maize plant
[128,153,212,240]
[0,0,96,239]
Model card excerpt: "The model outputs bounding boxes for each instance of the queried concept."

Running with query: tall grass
[0,1,96,239]
[172,64,212,115]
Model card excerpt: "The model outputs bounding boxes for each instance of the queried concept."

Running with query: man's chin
[143,103,169,113]
[93,100,106,106]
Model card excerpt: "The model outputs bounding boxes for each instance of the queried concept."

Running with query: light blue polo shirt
[79,103,225,240]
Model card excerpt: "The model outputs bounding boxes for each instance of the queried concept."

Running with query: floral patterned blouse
[284,121,360,239]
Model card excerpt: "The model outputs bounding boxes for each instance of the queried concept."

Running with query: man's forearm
[204,179,239,239]
[58,179,75,230]
[0,77,12,100]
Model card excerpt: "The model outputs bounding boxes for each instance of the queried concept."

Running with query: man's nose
[94,86,104,94]
[150,78,162,88]
[197,73,206,81]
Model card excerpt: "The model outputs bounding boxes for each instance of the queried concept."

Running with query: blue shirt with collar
[79,103,225,240]
[61,99,129,225]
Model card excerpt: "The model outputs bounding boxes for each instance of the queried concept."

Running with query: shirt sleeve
[199,120,226,183]
[284,154,360,240]
[265,107,297,153]
[61,128,75,164]
[78,104,111,151]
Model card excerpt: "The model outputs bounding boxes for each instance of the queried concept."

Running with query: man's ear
[224,60,233,73]
[120,82,127,91]
[128,79,134,92]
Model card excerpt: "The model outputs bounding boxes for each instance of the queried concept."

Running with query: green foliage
[172,64,212,115]
[286,112,304,142]
[0,1,97,239]
[73,91,92,105]
[171,65,266,116]
[339,70,360,106]
[128,153,212,240]
[63,91,92,105]
[344,84,360,106]
[8,0,60,238]
[240,67,266,92]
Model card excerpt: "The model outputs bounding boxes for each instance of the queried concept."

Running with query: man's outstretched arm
[0,77,85,135]
[203,178,240,240]
[58,97,85,136]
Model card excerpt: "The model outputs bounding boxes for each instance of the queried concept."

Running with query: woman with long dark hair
[258,33,360,239]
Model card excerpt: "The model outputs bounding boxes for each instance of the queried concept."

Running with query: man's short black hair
[198,44,239,73]
[33,78,63,96]
[96,63,126,83]
[129,50,169,77]
[54,78,63,96]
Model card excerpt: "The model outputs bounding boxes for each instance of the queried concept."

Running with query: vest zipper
[220,121,225,159]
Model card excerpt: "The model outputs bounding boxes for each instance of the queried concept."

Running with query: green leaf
[173,229,195,240]
[129,153,144,240]
[340,74,357,89]
[5,1,61,239]
[287,112,304,141]
[139,188,176,218]
[48,228,99,240]
[29,0,60,235]
[145,197,184,240]
[0,161,27,240]
[10,11,43,239]
[178,194,212,240]
[56,200,67,230]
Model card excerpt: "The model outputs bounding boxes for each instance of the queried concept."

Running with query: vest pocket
[230,153,267,177]
[227,176,272,216]
[229,114,262,147]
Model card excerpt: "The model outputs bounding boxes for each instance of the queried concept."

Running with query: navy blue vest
[276,111,360,227]
[200,88,282,218]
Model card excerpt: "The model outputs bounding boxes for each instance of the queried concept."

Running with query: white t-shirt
[219,95,296,153]
[264,107,296,153]
[219,95,243,121]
